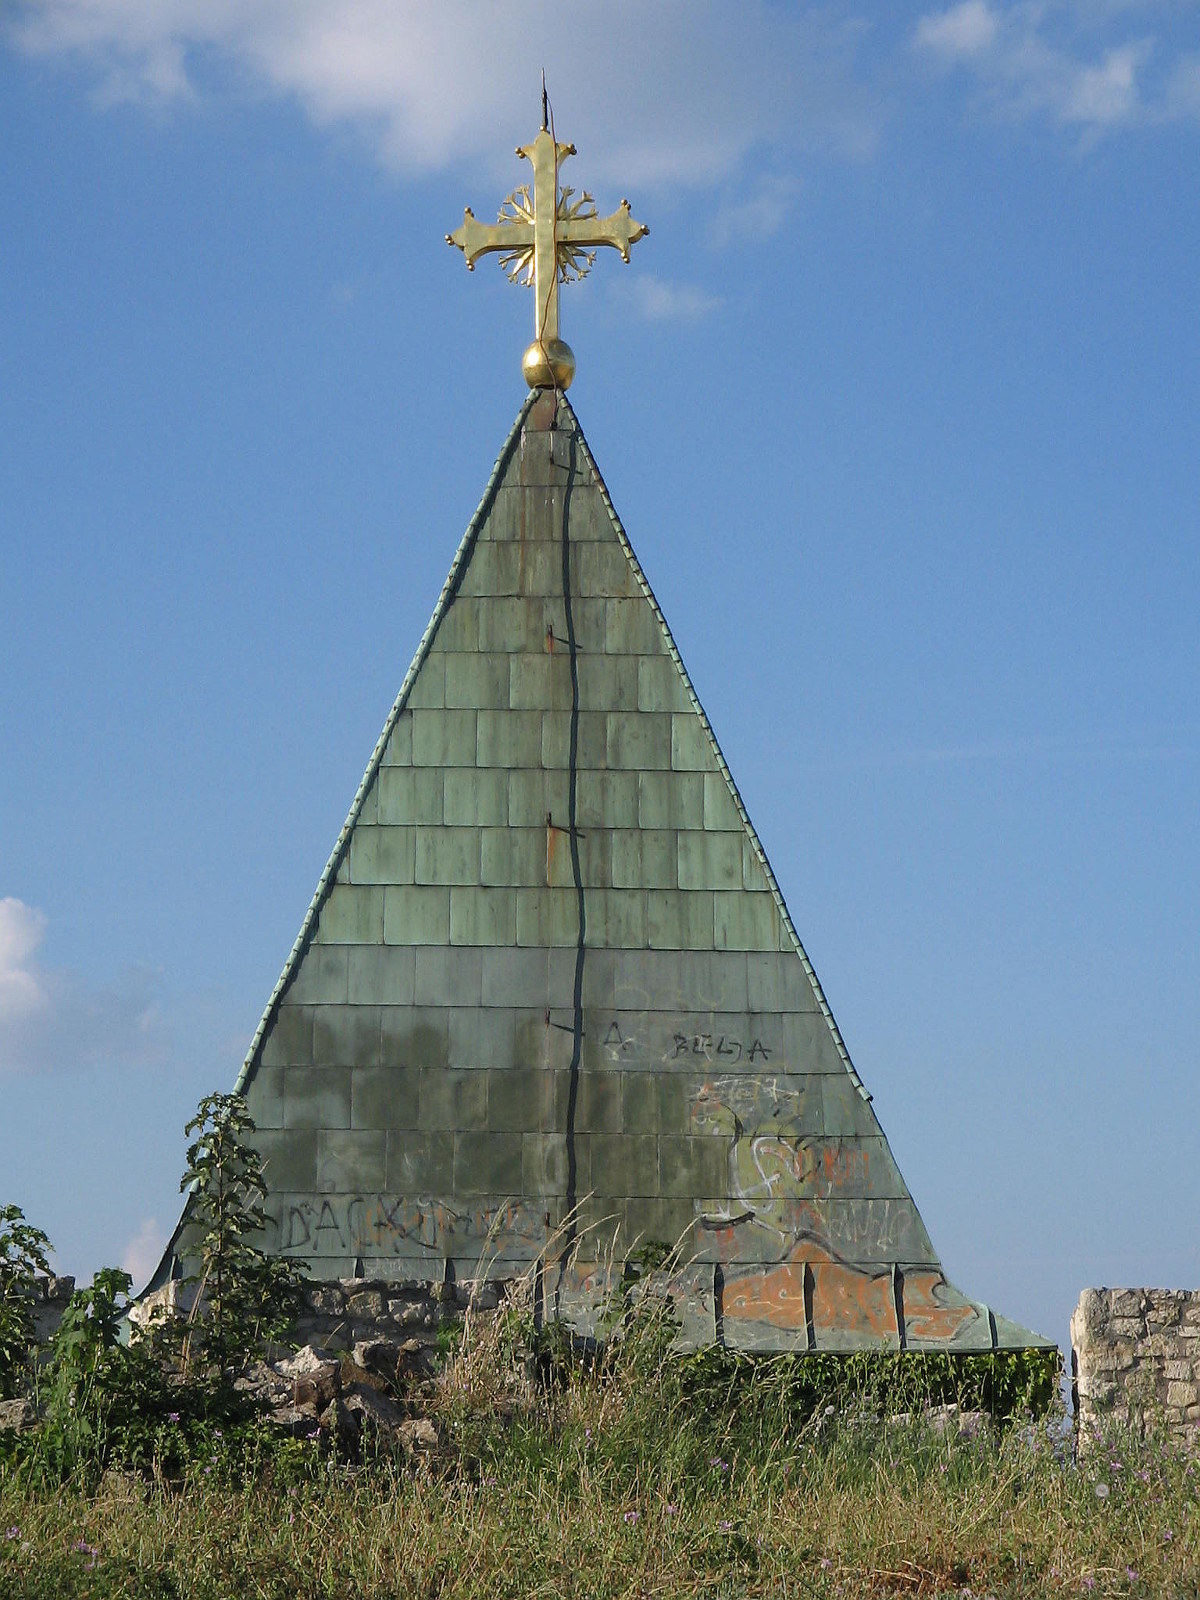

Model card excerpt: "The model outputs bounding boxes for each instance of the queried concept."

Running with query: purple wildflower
[623,1510,639,1525]
[72,1540,99,1572]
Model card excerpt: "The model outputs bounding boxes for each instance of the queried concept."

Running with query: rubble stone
[344,1383,406,1435]
[277,1343,340,1379]
[399,1417,438,1452]
[0,1398,36,1433]
[347,1290,385,1319]
[294,1365,340,1412]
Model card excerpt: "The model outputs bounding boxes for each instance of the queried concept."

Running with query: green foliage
[0,1092,318,1488]
[27,1269,192,1483]
[51,1267,129,1374]
[2,1267,312,1489]
[0,1090,314,1486]
[676,1345,1063,1435]
[178,1092,304,1375]
[36,1268,143,1479]
[0,1205,51,1399]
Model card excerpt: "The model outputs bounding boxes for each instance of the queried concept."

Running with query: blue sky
[1,1,1197,1355]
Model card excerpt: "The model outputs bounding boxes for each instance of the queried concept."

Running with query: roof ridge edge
[231,390,539,1098]
[559,395,870,1102]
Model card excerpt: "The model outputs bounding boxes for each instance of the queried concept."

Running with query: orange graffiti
[900,1270,979,1344]
[722,1262,807,1329]
[811,1260,898,1342]
[822,1145,869,1192]
[720,1246,898,1343]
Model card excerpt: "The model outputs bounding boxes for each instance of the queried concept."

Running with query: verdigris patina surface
[150,389,1049,1355]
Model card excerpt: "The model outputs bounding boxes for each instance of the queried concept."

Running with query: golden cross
[447,109,648,390]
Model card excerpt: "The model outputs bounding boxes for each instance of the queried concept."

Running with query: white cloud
[120,1216,167,1290]
[913,1,1195,134]
[0,898,49,1022]
[626,278,721,323]
[916,1,999,59]
[1064,42,1147,123]
[0,897,172,1075]
[7,2,878,187]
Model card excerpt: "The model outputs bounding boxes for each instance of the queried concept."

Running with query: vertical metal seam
[894,1263,907,1351]
[557,420,586,1296]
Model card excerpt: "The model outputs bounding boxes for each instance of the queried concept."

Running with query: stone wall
[294,1276,503,1350]
[31,1275,75,1344]
[128,1273,510,1354]
[1072,1288,1200,1450]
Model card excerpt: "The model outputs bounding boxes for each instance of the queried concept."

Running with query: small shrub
[0,1205,51,1399]
[30,1268,177,1482]
[177,1092,305,1376]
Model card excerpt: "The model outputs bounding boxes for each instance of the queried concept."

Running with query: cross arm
[559,200,649,263]
[446,209,534,271]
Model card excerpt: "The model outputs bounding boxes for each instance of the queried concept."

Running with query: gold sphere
[522,337,576,391]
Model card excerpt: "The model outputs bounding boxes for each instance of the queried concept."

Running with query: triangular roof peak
[160,391,1049,1353]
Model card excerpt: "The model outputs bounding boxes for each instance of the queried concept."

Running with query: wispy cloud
[0,898,49,1023]
[120,1216,168,1290]
[710,176,797,249]
[0,896,172,1075]
[625,277,721,323]
[916,0,999,58]
[914,1,1199,135]
[7,2,878,187]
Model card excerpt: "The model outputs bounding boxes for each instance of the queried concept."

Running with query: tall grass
[2,1285,1196,1597]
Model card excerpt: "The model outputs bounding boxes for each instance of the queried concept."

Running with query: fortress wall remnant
[1072,1288,1200,1450]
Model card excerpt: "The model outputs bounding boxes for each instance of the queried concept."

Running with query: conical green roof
[163,389,1049,1353]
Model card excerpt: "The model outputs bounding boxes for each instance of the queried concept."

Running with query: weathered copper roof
[158,390,1050,1352]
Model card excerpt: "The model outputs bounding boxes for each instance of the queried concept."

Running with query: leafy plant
[178,1092,304,1375]
[22,1267,273,1485]
[0,1204,51,1399]
[38,1268,139,1475]
[17,1268,170,1481]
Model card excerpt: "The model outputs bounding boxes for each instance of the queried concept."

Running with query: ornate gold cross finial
[446,92,648,390]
